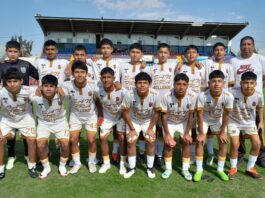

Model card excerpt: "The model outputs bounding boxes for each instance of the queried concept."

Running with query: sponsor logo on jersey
[169,102,174,108]
[237,64,254,75]
[3,97,8,103]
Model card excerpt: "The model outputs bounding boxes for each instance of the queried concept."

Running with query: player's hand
[35,86,42,96]
[195,61,204,69]
[114,82,122,90]
[57,87,65,99]
[219,133,228,144]
[196,133,206,144]
[164,134,175,147]
[145,128,156,143]
[140,60,146,69]
[182,133,193,144]
[127,129,137,143]
[97,117,104,126]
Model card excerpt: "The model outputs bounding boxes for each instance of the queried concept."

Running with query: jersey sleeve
[114,66,121,83]
[225,93,234,111]
[258,94,264,107]
[189,93,197,111]
[160,94,168,112]
[259,55,265,75]
[227,64,235,84]
[121,92,132,110]
[197,93,205,110]
[154,94,161,111]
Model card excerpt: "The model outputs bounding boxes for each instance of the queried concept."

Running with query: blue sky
[0,0,265,55]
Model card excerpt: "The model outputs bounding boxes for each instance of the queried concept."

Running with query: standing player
[0,68,38,179]
[96,67,127,174]
[35,40,69,85]
[122,72,160,179]
[63,61,103,174]
[196,70,234,181]
[33,75,70,179]
[228,72,263,179]
[202,42,235,165]
[151,43,177,167]
[161,73,197,180]
[0,40,39,170]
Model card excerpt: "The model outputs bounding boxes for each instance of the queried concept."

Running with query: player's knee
[252,139,261,150]
[37,141,47,152]
[100,135,108,143]
[87,136,96,144]
[60,141,69,152]
[70,136,79,146]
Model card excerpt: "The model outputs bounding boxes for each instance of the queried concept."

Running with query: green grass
[1,100,265,198]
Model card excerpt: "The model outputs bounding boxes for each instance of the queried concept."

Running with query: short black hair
[41,75,58,86]
[6,40,21,50]
[129,43,143,52]
[44,40,57,48]
[240,36,255,45]
[213,42,226,50]
[185,45,199,53]
[71,60,88,73]
[241,71,257,81]
[100,67,115,76]
[157,43,170,51]
[99,38,113,48]
[135,72,152,84]
[174,73,189,83]
[73,45,87,53]
[4,67,23,82]
[209,70,225,80]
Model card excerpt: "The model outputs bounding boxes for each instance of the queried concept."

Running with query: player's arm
[95,98,104,126]
[146,108,160,142]
[219,108,230,144]
[182,110,194,144]
[196,93,205,143]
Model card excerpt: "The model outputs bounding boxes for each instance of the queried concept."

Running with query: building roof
[35,15,248,40]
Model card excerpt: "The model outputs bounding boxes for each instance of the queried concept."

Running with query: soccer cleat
[182,170,192,181]
[88,163,97,173]
[206,154,214,166]
[68,159,75,167]
[137,154,146,164]
[6,157,16,170]
[0,171,5,180]
[228,168,237,180]
[155,156,164,168]
[59,166,69,177]
[193,171,203,182]
[245,167,262,179]
[217,171,229,181]
[161,169,172,179]
[124,167,136,179]
[39,167,51,179]
[99,164,111,174]
[119,163,127,175]
[146,167,156,179]
[28,167,39,178]
[68,165,81,174]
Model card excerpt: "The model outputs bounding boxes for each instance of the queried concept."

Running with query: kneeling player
[228,72,263,179]
[122,72,160,179]
[33,75,70,179]
[97,67,127,174]
[161,73,197,180]
[196,70,234,181]
[0,68,38,179]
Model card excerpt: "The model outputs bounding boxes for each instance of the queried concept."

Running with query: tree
[11,35,33,57]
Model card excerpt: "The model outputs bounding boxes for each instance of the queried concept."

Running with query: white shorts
[100,119,126,137]
[200,121,222,134]
[69,113,98,133]
[126,121,156,138]
[1,114,36,139]
[163,122,190,138]
[37,120,69,140]
[228,124,258,137]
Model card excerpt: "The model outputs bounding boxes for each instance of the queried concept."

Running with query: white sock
[139,140,145,155]
[43,161,50,169]
[112,142,119,154]
[196,159,203,171]
[147,155,155,168]
[89,153,96,164]
[156,140,164,157]
[230,158,237,169]
[165,162,172,171]
[103,156,110,165]
[0,165,5,173]
[217,160,225,171]
[247,155,258,171]
[207,138,214,155]
[59,160,66,168]
[128,156,136,169]
[72,153,81,166]
[28,162,36,169]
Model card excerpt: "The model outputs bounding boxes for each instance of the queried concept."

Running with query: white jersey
[31,93,67,125]
[178,64,206,94]
[122,88,160,124]
[0,86,36,122]
[151,62,176,95]
[120,62,152,90]
[160,89,197,124]
[202,59,235,88]
[230,53,265,93]
[96,87,127,122]
[63,80,98,121]
[197,89,234,124]
[93,58,121,83]
[229,87,263,127]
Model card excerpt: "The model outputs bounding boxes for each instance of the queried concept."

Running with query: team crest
[58,65,61,70]
[186,104,190,108]
[116,97,120,102]
[252,101,256,106]
[133,101,136,106]
[149,102,153,107]
[88,91,92,96]
[20,66,26,74]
